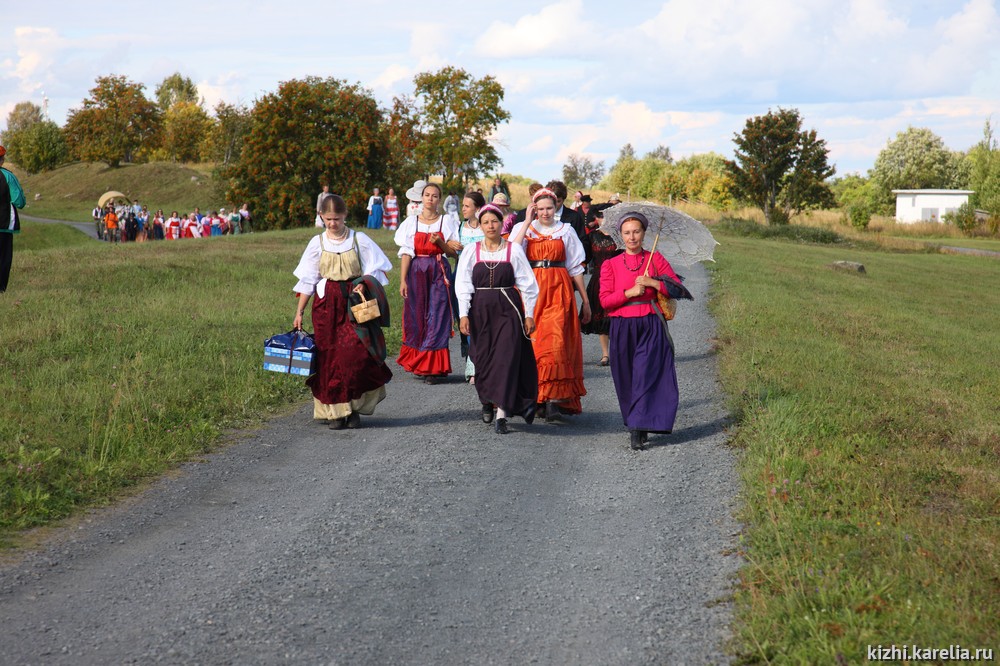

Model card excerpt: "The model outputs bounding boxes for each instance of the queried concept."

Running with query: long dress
[581,230,623,336]
[456,241,539,418]
[458,221,485,379]
[510,220,587,413]
[599,250,681,433]
[383,196,399,230]
[394,214,460,376]
[367,196,384,229]
[293,231,393,420]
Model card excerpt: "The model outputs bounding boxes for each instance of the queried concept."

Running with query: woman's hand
[459,316,470,336]
[293,312,303,331]
[624,284,645,299]
[400,281,408,299]
[525,203,536,223]
[635,275,659,290]
[352,283,366,295]
[447,239,463,254]
[579,302,592,325]
[524,317,536,335]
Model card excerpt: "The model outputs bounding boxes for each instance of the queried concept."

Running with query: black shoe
[640,430,649,444]
[523,403,536,425]
[481,403,494,424]
[544,401,562,422]
[495,418,508,434]
[424,374,444,385]
[345,412,361,429]
[630,430,643,450]
[329,418,346,430]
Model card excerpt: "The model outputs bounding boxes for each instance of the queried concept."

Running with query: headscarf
[618,211,649,232]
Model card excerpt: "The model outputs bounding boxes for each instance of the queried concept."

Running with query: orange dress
[525,229,586,413]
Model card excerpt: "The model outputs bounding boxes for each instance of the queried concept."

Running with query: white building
[892,189,974,223]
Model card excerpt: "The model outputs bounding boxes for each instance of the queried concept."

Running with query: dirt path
[0,263,740,665]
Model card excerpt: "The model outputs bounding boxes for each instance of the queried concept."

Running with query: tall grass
[0,223,403,541]
[710,233,1000,663]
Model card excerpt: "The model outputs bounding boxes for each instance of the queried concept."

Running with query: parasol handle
[642,232,659,276]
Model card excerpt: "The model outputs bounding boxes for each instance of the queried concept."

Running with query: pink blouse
[599,250,680,318]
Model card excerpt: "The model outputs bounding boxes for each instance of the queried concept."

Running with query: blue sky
[2,0,999,183]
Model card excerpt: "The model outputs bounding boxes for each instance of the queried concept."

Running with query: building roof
[891,189,975,195]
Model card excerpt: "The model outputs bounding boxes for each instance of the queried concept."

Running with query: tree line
[5,72,1000,234]
[0,67,508,229]
[563,108,1000,233]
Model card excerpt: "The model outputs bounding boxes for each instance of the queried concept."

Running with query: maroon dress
[581,230,623,335]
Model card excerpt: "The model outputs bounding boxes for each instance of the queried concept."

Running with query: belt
[623,299,655,307]
[529,260,565,268]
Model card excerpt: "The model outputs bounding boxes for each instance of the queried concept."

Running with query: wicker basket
[351,293,381,324]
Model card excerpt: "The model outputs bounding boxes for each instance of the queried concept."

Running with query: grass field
[4,202,998,661]
[0,222,403,543]
[709,230,999,663]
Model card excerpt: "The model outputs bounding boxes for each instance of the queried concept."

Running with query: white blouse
[393,213,460,258]
[455,240,539,319]
[507,220,587,277]
[292,230,392,296]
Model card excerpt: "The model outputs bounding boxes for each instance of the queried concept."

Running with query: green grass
[710,232,1000,663]
[905,237,1000,253]
[15,223,93,252]
[0,222,403,542]
[11,161,222,222]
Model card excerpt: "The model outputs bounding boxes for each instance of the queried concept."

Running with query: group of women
[291,183,683,448]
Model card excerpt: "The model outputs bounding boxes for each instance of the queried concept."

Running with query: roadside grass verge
[16,223,93,252]
[709,233,1000,663]
[0,224,404,543]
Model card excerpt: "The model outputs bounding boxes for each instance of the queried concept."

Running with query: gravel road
[0,262,740,665]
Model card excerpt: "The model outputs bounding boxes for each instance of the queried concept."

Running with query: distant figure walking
[366,188,384,230]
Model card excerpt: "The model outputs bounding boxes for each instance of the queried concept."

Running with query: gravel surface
[0,262,741,665]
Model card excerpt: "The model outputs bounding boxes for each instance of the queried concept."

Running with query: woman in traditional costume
[457,191,486,381]
[293,194,393,429]
[382,188,399,230]
[508,188,591,419]
[457,204,539,434]
[599,211,682,450]
[394,182,460,384]
[581,210,623,366]
[366,188,384,230]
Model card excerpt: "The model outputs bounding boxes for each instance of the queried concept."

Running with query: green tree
[968,120,1000,215]
[660,152,733,209]
[726,107,835,224]
[412,67,509,192]
[155,72,199,112]
[602,143,639,195]
[160,101,212,162]
[204,101,251,166]
[1,101,46,167]
[645,144,673,163]
[226,76,389,230]
[382,96,427,196]
[63,75,161,167]
[11,121,69,174]
[869,126,955,214]
[562,153,605,189]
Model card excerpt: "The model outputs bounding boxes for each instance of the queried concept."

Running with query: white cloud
[603,98,671,144]
[525,135,554,152]
[475,0,594,58]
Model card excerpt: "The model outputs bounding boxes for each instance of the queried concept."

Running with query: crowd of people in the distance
[93,201,251,242]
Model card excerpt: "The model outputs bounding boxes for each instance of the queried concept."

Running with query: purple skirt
[609,314,678,432]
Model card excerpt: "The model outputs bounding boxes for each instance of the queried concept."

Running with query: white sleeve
[455,243,478,318]
[292,235,323,294]
[442,213,460,242]
[563,228,586,277]
[355,232,393,286]
[394,215,416,258]
[508,221,529,249]
[510,243,539,319]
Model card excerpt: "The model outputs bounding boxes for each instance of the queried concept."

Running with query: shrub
[944,202,979,236]
[846,202,871,231]
[717,217,844,244]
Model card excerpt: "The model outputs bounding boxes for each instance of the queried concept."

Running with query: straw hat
[491,193,510,207]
